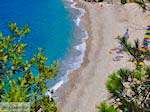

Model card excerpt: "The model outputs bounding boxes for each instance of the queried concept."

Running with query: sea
[0,0,87,91]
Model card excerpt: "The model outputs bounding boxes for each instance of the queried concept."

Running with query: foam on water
[50,0,88,93]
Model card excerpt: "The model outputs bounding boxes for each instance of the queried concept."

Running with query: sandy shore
[56,1,150,112]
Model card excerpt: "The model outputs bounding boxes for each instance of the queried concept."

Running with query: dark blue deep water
[0,0,74,63]
[0,0,86,89]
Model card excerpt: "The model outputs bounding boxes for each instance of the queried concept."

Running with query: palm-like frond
[143,66,150,78]
[117,68,132,81]
[134,39,140,49]
[143,51,150,60]
[106,73,123,97]
[117,37,142,62]
[97,102,120,112]
[31,96,57,112]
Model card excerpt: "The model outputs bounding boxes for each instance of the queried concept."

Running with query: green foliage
[8,23,30,36]
[99,29,150,112]
[99,35,150,111]
[106,69,132,97]
[117,36,150,67]
[31,96,57,112]
[104,66,150,112]
[97,102,119,112]
[1,80,30,102]
[106,73,123,97]
[117,37,141,62]
[117,69,131,81]
[0,23,58,111]
[132,72,142,80]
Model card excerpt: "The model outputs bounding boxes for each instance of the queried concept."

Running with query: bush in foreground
[98,36,150,112]
[0,23,58,112]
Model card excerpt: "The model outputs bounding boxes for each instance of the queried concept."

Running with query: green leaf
[106,73,123,97]
[97,102,120,112]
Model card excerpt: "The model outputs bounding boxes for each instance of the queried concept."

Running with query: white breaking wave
[48,0,88,93]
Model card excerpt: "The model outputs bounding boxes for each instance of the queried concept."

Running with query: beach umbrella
[142,26,150,50]
[145,30,150,35]
[146,27,150,30]
[144,35,150,38]
[144,38,150,40]
[144,33,150,36]
[144,39,150,47]
[145,35,150,39]
[145,30,150,32]
[143,40,148,46]
[144,39,150,42]
[144,38,150,41]
[145,33,150,36]
[143,40,148,44]
[145,34,150,37]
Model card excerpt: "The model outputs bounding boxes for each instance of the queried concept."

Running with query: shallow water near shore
[48,0,88,91]
[0,0,87,90]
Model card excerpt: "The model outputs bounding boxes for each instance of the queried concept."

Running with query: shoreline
[48,0,89,92]
[56,0,92,107]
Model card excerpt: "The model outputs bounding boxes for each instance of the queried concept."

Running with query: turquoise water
[0,0,87,89]
[0,0,74,63]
